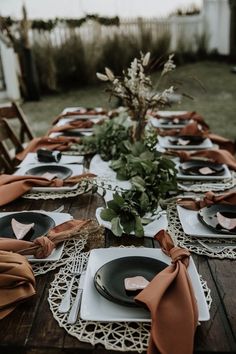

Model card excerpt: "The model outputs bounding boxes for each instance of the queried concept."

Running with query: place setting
[164,191,236,258]
[149,110,188,128]
[157,135,213,150]
[0,208,100,277]
[48,233,212,353]
[17,150,84,167]
[48,112,107,138]
[9,154,95,199]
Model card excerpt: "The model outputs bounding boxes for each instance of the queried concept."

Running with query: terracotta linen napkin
[0,250,36,319]
[153,111,209,129]
[135,230,198,354]
[16,136,80,161]
[177,191,236,211]
[48,119,94,135]
[158,121,235,154]
[0,174,63,206]
[0,219,99,258]
[0,173,96,207]
[168,148,236,171]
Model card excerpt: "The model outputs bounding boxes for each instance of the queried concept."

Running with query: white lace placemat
[23,181,92,200]
[177,171,236,193]
[32,238,87,276]
[167,203,236,260]
[48,250,212,353]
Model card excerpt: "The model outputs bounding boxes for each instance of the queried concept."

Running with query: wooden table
[0,191,236,354]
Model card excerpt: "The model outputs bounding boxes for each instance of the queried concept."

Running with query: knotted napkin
[0,173,96,206]
[48,119,94,135]
[177,191,236,211]
[135,230,198,354]
[0,219,101,258]
[168,148,236,171]
[16,136,80,161]
[0,250,36,319]
[158,121,235,154]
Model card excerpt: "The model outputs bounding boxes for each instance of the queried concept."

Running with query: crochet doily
[32,238,87,276]
[167,202,236,259]
[23,181,92,200]
[48,250,212,353]
[177,172,236,193]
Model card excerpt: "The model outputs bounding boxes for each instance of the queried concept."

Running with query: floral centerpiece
[96,52,176,141]
[83,53,178,237]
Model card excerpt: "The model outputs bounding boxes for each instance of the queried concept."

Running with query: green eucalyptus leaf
[107,199,121,212]
[131,176,146,192]
[100,208,117,221]
[111,216,123,237]
[113,192,125,206]
[120,214,135,234]
[140,192,150,211]
[134,216,144,237]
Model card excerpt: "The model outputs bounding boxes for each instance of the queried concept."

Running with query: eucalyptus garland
[81,115,132,161]
[81,115,177,237]
[101,141,177,236]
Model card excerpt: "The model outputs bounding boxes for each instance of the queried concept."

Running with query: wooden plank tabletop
[0,192,236,354]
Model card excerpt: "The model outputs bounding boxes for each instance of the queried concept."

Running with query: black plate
[94,256,168,307]
[198,204,236,235]
[25,165,72,180]
[61,130,85,137]
[169,135,204,146]
[0,212,55,240]
[179,160,225,176]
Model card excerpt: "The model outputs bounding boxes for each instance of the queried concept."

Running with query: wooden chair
[0,101,34,145]
[0,119,23,172]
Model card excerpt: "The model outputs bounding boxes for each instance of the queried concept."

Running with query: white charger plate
[96,207,168,238]
[157,136,213,150]
[80,247,210,322]
[177,205,236,239]
[177,163,232,181]
[14,164,83,192]
[0,211,73,262]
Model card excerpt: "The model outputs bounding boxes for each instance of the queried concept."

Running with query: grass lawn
[22,60,236,140]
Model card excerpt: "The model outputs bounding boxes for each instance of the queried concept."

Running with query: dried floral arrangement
[97,52,176,140]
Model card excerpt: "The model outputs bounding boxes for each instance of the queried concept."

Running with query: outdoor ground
[22,60,236,139]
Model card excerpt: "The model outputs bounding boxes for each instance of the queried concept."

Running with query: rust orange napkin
[135,230,198,354]
[0,219,93,258]
[0,174,63,206]
[169,148,236,171]
[0,250,36,319]
[177,191,236,211]
[0,173,96,206]
[16,136,80,161]
[48,119,94,135]
[158,121,235,154]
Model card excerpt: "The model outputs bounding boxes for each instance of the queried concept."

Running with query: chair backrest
[0,151,14,173]
[0,119,23,172]
[0,101,34,144]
